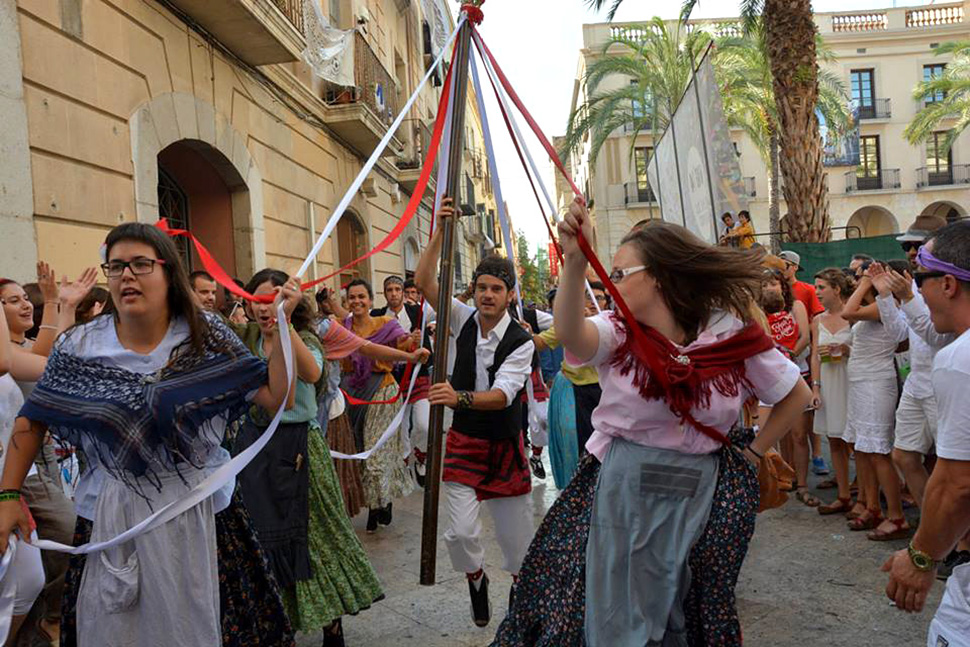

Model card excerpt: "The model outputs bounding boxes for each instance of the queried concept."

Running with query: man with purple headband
[882,220,970,647]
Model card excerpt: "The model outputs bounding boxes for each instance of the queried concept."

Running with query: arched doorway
[336,211,371,288]
[847,206,898,237]
[921,200,967,224]
[157,140,237,281]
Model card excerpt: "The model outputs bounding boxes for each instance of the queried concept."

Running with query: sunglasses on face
[900,242,922,253]
[914,270,946,288]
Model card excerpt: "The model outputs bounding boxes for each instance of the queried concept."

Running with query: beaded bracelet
[0,490,21,502]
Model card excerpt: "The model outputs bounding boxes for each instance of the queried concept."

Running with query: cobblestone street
[298,454,939,646]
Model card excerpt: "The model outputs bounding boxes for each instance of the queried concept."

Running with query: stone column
[0,1,38,282]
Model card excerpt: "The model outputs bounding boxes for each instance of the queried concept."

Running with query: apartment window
[634,146,654,202]
[857,135,881,189]
[927,131,953,185]
[923,64,946,103]
[631,80,648,121]
[850,69,876,118]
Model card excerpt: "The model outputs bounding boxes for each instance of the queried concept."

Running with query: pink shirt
[567,311,800,460]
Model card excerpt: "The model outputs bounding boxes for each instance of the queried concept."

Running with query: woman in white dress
[0,222,299,647]
[842,267,910,538]
[810,268,854,515]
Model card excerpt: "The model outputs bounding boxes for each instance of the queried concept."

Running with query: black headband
[473,266,516,290]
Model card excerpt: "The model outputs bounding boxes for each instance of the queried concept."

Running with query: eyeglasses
[913,270,946,288]
[608,265,647,284]
[101,258,166,278]
[900,242,922,253]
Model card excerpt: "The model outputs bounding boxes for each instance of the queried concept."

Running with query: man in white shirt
[415,198,535,629]
[883,221,970,647]
[870,218,950,510]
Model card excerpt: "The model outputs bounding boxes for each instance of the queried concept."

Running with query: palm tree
[905,40,970,152]
[588,0,832,242]
[715,22,849,251]
[559,17,712,167]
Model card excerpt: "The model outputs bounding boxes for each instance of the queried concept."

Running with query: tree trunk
[763,0,831,243]
[768,127,782,254]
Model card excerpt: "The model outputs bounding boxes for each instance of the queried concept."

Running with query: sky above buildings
[471,0,937,252]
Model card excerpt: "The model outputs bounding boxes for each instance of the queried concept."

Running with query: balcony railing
[845,168,900,192]
[907,5,964,27]
[322,32,402,153]
[916,164,970,188]
[625,182,657,205]
[832,12,887,32]
[165,0,304,65]
[858,98,891,120]
[742,176,756,197]
[271,0,304,34]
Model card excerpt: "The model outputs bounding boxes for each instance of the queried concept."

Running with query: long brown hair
[619,221,764,340]
[814,267,850,300]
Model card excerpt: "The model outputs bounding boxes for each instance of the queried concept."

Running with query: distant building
[0,0,499,300]
[560,1,970,260]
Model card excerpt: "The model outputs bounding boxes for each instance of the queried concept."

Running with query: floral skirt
[60,495,295,647]
[327,411,367,518]
[490,428,760,647]
[282,429,384,631]
[356,382,415,510]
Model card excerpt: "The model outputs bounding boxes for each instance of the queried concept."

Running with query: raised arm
[414,197,456,313]
[554,199,600,362]
[252,279,302,412]
[842,276,881,322]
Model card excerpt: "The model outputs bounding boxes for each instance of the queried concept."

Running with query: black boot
[379,502,393,526]
[322,619,345,647]
[468,571,491,627]
[366,508,380,533]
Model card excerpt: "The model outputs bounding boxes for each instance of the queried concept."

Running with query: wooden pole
[420,13,474,587]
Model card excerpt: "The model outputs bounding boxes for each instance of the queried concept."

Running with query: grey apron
[585,438,719,647]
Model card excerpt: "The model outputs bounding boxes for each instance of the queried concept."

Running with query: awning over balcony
[167,0,305,66]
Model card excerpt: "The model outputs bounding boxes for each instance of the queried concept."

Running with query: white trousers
[529,400,549,448]
[0,531,45,616]
[408,399,431,455]
[442,482,534,575]
[928,616,970,647]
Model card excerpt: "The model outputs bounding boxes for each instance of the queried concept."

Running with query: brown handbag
[757,448,795,512]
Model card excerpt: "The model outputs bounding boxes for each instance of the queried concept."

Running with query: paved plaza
[297,454,939,647]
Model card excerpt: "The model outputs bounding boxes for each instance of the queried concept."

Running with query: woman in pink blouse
[492,199,811,647]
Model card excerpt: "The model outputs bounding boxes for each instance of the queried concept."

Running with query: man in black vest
[416,198,536,628]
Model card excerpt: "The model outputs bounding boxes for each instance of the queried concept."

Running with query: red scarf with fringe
[609,316,775,445]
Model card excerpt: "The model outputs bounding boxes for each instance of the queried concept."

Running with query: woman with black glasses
[0,222,298,647]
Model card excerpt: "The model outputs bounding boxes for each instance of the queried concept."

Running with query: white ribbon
[473,42,601,314]
[0,15,468,643]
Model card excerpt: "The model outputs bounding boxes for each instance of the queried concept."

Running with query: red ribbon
[471,27,738,444]
[479,51,563,264]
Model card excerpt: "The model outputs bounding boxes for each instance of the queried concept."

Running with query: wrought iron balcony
[165,0,305,66]
[845,168,900,192]
[916,164,970,188]
[857,98,891,120]
[624,182,657,205]
[322,32,403,155]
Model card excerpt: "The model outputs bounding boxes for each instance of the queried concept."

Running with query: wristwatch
[907,542,939,572]
[455,390,474,411]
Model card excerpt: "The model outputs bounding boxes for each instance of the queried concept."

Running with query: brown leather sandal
[816,478,838,490]
[848,509,883,531]
[818,496,853,516]
[867,517,913,542]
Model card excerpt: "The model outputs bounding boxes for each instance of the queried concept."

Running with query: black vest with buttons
[450,314,531,440]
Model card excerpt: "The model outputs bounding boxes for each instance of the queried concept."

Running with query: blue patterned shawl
[19,314,267,495]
